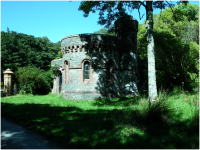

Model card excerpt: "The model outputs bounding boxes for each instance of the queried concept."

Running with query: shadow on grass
[93,96,141,107]
[93,93,149,107]
[1,101,199,149]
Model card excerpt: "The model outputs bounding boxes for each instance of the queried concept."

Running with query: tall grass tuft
[141,89,173,124]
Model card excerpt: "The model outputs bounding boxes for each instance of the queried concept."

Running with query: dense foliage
[14,65,52,95]
[1,29,62,93]
[138,3,199,91]
[1,28,61,93]
[1,28,61,73]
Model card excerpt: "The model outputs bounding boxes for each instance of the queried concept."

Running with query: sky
[1,1,199,43]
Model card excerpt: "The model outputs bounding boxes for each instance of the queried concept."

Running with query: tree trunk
[146,1,158,105]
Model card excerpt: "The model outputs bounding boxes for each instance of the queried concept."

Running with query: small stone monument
[3,68,13,96]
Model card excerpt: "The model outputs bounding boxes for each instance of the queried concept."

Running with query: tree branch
[138,1,146,8]
[138,3,145,20]
[165,0,179,21]
[127,2,133,14]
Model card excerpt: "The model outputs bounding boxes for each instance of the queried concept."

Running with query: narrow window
[58,72,62,94]
[84,61,90,80]
[64,61,68,83]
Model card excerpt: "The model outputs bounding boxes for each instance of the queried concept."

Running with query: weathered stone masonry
[52,17,140,100]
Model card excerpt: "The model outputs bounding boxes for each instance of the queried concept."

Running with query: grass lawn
[1,90,199,149]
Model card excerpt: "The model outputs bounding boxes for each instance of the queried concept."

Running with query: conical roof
[3,68,13,74]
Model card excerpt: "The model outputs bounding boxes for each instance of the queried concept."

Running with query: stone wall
[51,16,139,100]
[58,34,120,100]
[51,33,138,100]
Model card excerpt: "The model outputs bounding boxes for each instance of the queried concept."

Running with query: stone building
[51,16,144,100]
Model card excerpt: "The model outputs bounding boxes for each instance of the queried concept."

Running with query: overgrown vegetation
[1,28,61,88]
[1,89,199,149]
[14,65,53,95]
[138,2,199,92]
[1,28,61,73]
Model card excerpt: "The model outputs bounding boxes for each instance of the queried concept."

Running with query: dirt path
[1,117,67,149]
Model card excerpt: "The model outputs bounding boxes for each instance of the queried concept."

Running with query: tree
[54,41,62,59]
[153,3,199,91]
[1,30,60,72]
[1,28,25,73]
[1,29,61,89]
[172,2,199,22]
[15,65,51,94]
[137,2,199,91]
[79,1,187,105]
[94,27,115,36]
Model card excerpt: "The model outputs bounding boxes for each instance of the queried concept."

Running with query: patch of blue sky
[1,1,199,43]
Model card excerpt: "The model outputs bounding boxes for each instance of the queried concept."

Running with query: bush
[41,68,54,88]
[15,65,51,95]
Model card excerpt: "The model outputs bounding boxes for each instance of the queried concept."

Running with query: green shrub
[172,86,183,94]
[41,68,54,88]
[15,65,51,95]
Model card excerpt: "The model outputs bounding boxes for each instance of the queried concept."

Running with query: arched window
[84,61,90,80]
[64,60,69,83]
[58,71,62,94]
[106,60,115,82]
